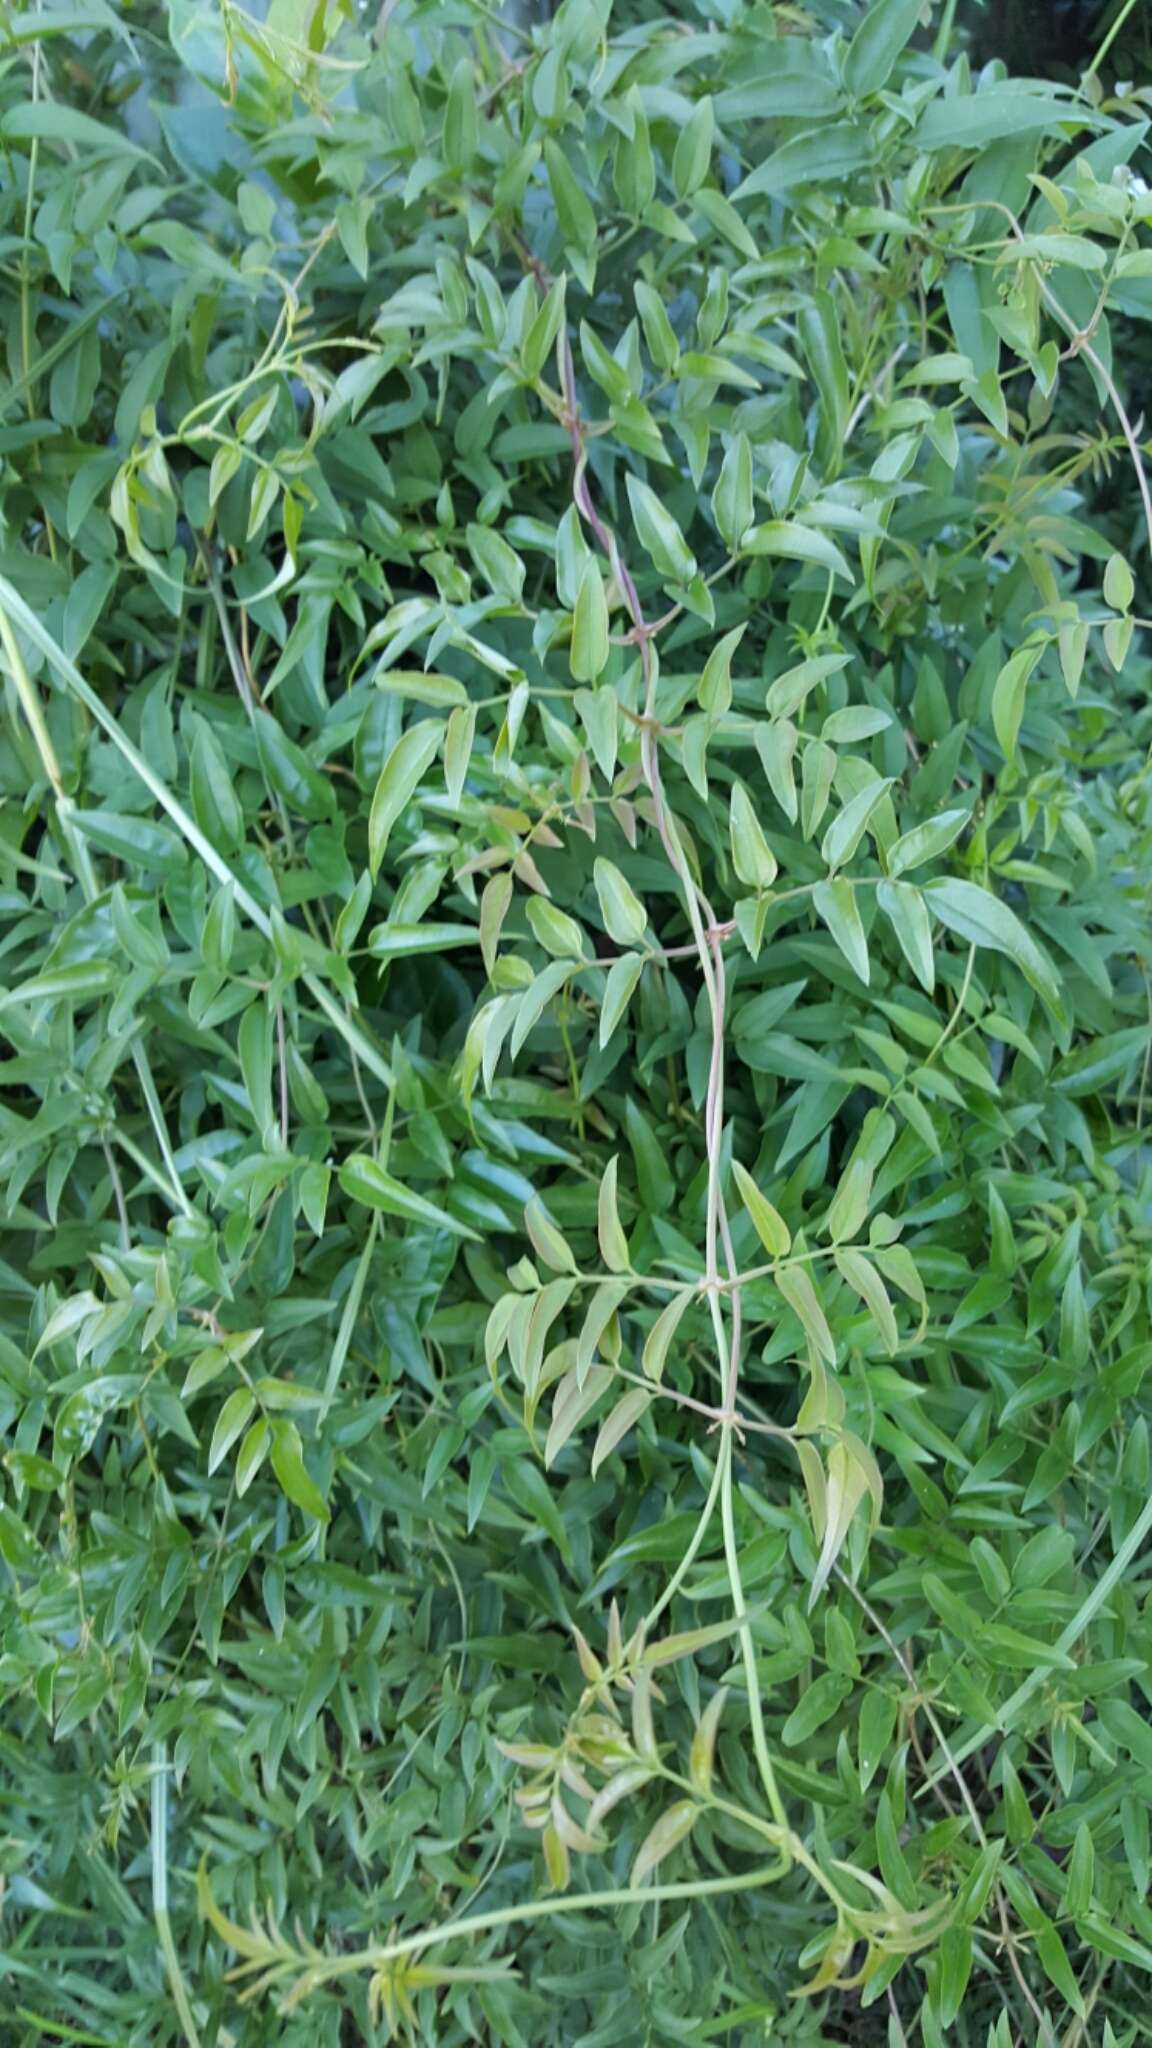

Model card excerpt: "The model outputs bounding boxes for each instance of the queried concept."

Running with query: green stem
[308,1863,789,1981]
[151,1746,204,2048]
[1084,0,1140,79]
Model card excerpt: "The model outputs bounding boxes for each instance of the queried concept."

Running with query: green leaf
[813,878,870,983]
[991,643,1043,761]
[525,1196,578,1275]
[208,1388,255,1476]
[444,57,478,170]
[918,87,1105,150]
[843,0,924,98]
[732,1161,791,1258]
[821,778,892,872]
[1011,233,1106,272]
[597,1157,631,1274]
[630,1800,697,1886]
[527,898,586,961]
[744,521,852,580]
[642,1290,692,1383]
[570,560,610,683]
[1104,552,1134,611]
[711,433,754,547]
[698,624,745,716]
[877,879,934,993]
[544,140,596,253]
[797,291,849,475]
[368,721,444,877]
[593,858,648,948]
[269,1417,328,1519]
[625,475,696,584]
[235,1417,270,1495]
[834,1247,898,1352]
[1,98,155,159]
[672,95,714,199]
[368,923,482,962]
[888,808,969,877]
[71,809,186,876]
[734,123,870,202]
[777,1265,836,1365]
[924,878,1064,1021]
[729,782,777,890]
[600,951,645,1046]
[338,1154,479,1238]
[591,1387,651,1476]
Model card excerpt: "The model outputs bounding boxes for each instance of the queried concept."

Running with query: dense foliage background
[2,0,1152,2041]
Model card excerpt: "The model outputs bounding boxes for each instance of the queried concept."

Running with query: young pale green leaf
[777,1265,836,1365]
[888,808,969,877]
[672,94,713,198]
[925,878,1064,1021]
[625,475,696,585]
[338,1155,478,1239]
[577,1280,630,1380]
[556,502,592,609]
[630,1800,698,1887]
[634,281,680,372]
[877,879,934,993]
[368,923,482,963]
[444,701,476,807]
[744,521,852,581]
[591,1387,651,1476]
[573,686,618,781]
[524,1197,578,1275]
[521,276,567,381]
[546,1364,612,1469]
[835,1248,899,1353]
[813,878,869,984]
[234,1417,271,1496]
[368,721,444,878]
[797,291,849,474]
[594,858,648,947]
[821,777,892,872]
[1057,620,1089,696]
[688,1688,727,1795]
[443,57,478,170]
[642,1289,692,1383]
[755,719,799,822]
[1104,552,1134,612]
[991,643,1043,762]
[527,898,586,961]
[766,653,850,720]
[826,1159,873,1245]
[585,1764,654,1836]
[732,1160,791,1258]
[269,1417,328,1520]
[479,872,513,980]
[729,782,777,890]
[600,951,644,1046]
[810,1438,872,1604]
[697,624,745,716]
[544,140,596,253]
[711,433,753,547]
[207,1388,255,1475]
[570,560,610,683]
[466,524,525,604]
[1061,1821,1095,1920]
[597,1157,631,1274]
[375,669,469,708]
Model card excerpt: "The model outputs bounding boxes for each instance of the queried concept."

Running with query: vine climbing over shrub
[2,0,1152,2042]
